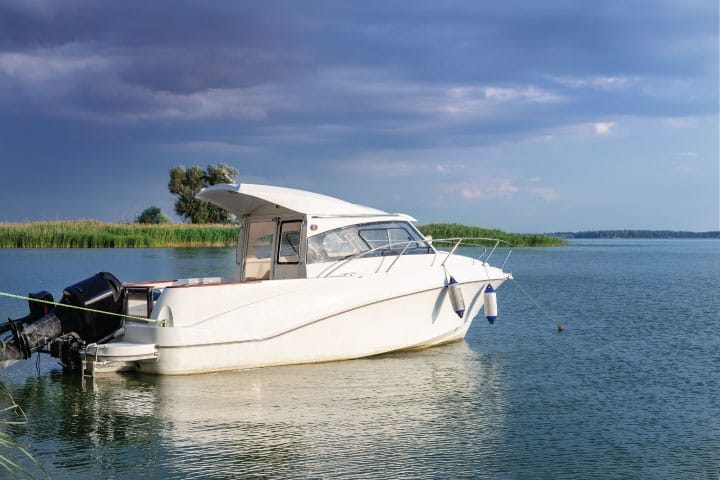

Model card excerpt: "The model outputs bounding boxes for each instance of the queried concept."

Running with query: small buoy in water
[447,276,465,318]
[484,284,497,324]
[557,323,565,333]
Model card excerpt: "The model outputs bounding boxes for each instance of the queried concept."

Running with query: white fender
[447,276,465,318]
[484,284,497,324]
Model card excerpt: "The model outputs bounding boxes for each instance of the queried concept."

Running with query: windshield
[306,221,432,264]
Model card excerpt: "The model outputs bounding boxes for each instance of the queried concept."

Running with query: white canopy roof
[196,183,389,218]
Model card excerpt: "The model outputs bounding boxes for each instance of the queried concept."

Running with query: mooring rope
[0,291,163,324]
[510,278,564,332]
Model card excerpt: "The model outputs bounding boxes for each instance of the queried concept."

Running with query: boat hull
[87,275,506,375]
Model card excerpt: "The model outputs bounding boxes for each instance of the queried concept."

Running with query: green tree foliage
[135,206,170,224]
[168,163,238,224]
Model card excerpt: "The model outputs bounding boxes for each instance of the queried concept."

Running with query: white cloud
[551,75,637,90]
[0,46,110,86]
[483,86,561,103]
[594,122,616,135]
[312,68,563,120]
[335,159,418,176]
[457,179,520,200]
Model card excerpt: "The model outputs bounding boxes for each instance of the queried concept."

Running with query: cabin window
[244,221,275,280]
[359,228,419,250]
[307,221,431,264]
[277,221,302,264]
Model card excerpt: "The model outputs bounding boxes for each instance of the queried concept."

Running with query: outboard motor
[56,272,124,343]
[0,272,125,370]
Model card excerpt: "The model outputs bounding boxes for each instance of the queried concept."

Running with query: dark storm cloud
[0,0,311,98]
[0,0,716,229]
[0,0,715,127]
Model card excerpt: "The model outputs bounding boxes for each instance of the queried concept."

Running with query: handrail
[315,237,512,278]
[316,239,426,278]
[432,237,513,269]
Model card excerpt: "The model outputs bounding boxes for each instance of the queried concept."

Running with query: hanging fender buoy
[484,284,498,324]
[447,276,465,318]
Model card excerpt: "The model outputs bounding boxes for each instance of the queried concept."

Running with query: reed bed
[0,221,239,248]
[418,223,566,247]
[0,221,563,248]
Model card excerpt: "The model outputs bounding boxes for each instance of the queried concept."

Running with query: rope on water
[510,278,564,332]
[0,290,163,324]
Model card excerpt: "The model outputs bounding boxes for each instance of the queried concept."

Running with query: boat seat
[244,259,271,281]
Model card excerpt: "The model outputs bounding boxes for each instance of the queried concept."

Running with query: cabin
[197,183,431,282]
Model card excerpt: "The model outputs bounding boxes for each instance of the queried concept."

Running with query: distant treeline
[0,221,239,248]
[418,223,566,247]
[0,221,566,248]
[551,230,720,239]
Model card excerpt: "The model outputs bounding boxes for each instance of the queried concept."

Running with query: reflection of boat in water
[0,184,512,375]
[8,341,507,479]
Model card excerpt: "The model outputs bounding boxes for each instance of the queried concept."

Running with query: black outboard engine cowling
[0,272,126,369]
[56,272,124,343]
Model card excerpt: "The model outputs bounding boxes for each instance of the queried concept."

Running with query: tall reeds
[0,221,239,248]
[0,221,565,248]
[418,223,566,247]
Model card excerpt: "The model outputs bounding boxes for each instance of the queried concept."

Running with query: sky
[0,0,717,232]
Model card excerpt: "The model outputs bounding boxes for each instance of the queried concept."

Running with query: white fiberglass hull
[87,258,510,375]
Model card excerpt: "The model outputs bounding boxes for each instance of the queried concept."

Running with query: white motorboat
[0,183,512,375]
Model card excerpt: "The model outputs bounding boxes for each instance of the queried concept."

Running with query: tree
[135,206,170,224]
[168,163,238,223]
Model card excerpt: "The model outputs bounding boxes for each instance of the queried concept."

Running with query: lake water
[0,240,718,479]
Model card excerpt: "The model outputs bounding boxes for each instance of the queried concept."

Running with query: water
[0,240,718,479]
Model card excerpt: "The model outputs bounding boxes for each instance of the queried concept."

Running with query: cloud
[0,44,303,122]
[335,160,418,176]
[550,75,637,90]
[0,44,110,87]
[456,179,520,200]
[594,122,616,135]
[483,86,562,103]
[454,181,559,202]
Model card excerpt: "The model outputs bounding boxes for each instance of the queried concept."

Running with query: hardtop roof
[196,183,389,218]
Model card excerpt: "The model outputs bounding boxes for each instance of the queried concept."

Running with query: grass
[0,221,565,248]
[0,221,239,248]
[418,223,566,247]
[0,384,46,478]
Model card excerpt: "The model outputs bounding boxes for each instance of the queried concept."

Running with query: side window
[358,229,388,249]
[277,221,302,264]
[322,231,359,258]
[307,221,431,264]
[388,228,416,248]
[359,227,415,249]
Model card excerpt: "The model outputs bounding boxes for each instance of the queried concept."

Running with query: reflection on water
[7,342,506,479]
